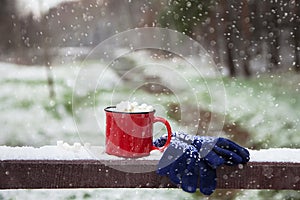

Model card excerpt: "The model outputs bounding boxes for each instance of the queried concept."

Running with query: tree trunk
[240,0,251,77]
[251,0,263,58]
[208,2,221,69]
[40,8,55,100]
[268,1,281,71]
[293,1,300,72]
[227,43,236,77]
[223,0,236,77]
[44,46,55,99]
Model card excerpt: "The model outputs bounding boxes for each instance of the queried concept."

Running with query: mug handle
[151,116,172,152]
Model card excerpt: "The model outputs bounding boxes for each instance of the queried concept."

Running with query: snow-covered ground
[0,50,300,199]
[1,57,299,148]
[0,189,200,200]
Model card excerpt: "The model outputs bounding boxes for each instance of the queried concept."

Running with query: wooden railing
[1,159,299,190]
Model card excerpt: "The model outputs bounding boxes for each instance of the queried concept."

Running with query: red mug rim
[104,106,156,114]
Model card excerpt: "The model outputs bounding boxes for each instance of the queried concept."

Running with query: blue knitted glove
[154,133,216,194]
[154,132,250,195]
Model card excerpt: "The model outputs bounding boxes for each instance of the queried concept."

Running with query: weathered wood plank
[0,160,299,190]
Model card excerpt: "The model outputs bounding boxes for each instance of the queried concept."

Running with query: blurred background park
[0,0,299,199]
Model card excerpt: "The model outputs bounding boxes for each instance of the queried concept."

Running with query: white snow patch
[0,145,299,163]
[0,142,163,161]
[115,101,154,112]
[249,148,300,163]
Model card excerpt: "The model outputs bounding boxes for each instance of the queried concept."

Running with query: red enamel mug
[104,106,172,158]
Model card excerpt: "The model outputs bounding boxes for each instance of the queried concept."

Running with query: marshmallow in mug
[116,101,154,112]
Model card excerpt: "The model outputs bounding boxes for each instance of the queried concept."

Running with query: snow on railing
[0,145,299,190]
